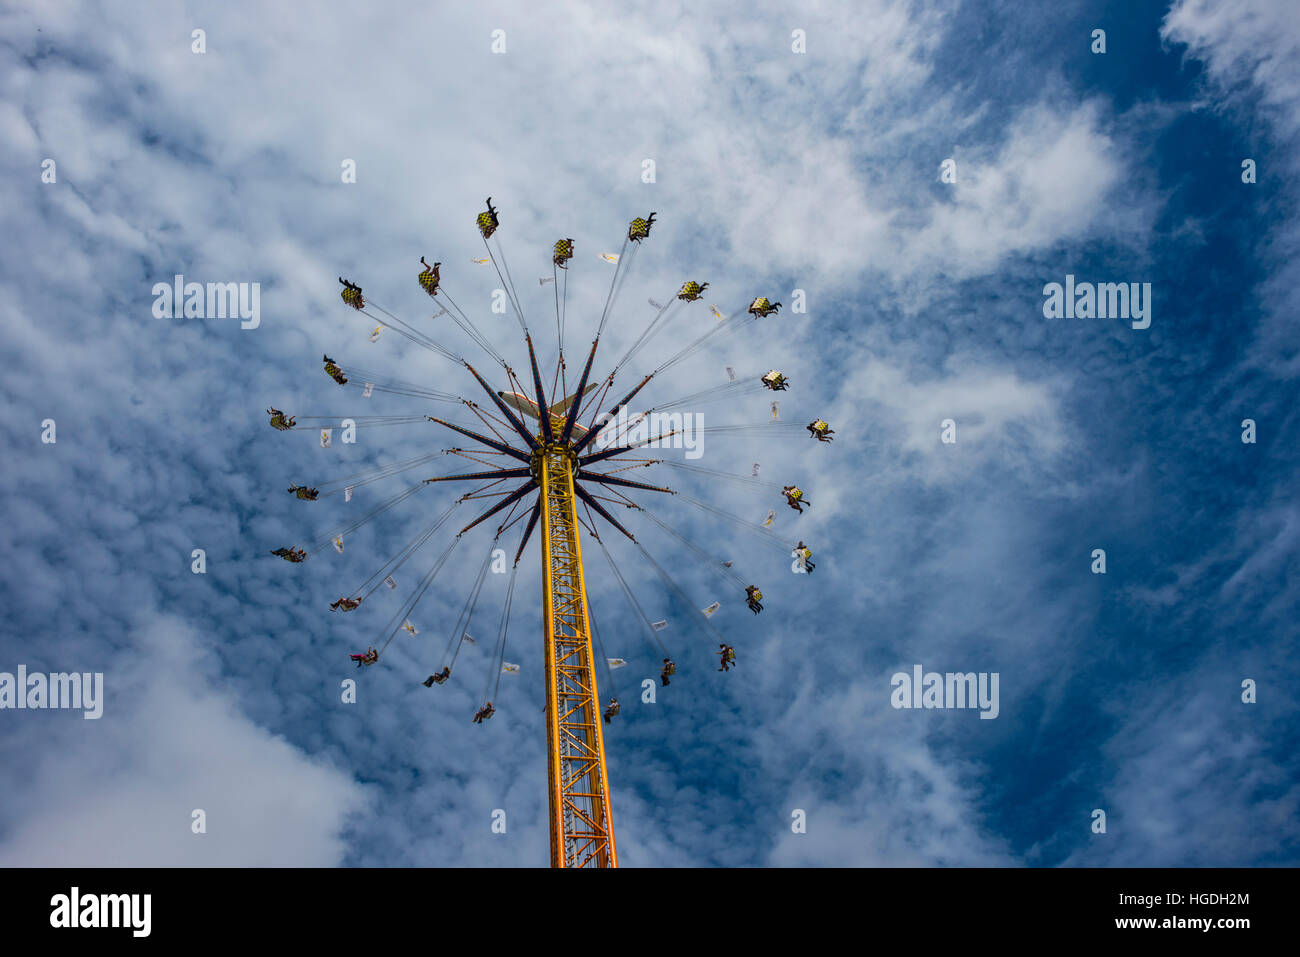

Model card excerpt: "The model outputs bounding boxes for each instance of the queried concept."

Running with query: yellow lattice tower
[538,443,617,867]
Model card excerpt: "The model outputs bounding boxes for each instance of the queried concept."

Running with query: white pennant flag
[539,276,555,286]
[600,252,620,264]
[472,257,490,264]
[462,633,476,645]
[320,428,332,448]
[607,658,628,669]
[651,620,668,632]
[345,486,354,502]
[702,602,721,618]
[726,366,736,381]
[402,619,419,635]
[648,298,664,310]
[432,306,448,319]
[362,382,374,398]
[710,304,725,321]
[332,537,344,554]
[384,576,397,590]
[763,509,776,528]
[770,401,780,421]
[368,326,382,342]
[501,662,520,674]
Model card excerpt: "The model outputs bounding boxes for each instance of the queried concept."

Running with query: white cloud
[839,353,1066,481]
[1164,0,1300,120]
[0,614,369,866]
[901,102,1127,279]
[762,673,1014,866]
[1064,683,1300,866]
[1164,0,1300,376]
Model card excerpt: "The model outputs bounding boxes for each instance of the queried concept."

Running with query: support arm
[464,363,539,450]
[578,472,674,495]
[425,468,533,484]
[514,503,541,565]
[574,485,638,543]
[571,373,654,455]
[459,480,539,536]
[426,416,531,463]
[525,335,554,443]
[559,339,600,445]
[578,427,681,467]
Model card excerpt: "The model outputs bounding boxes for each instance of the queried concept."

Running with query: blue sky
[1,0,1296,867]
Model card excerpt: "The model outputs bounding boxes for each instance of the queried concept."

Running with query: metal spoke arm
[574,484,638,543]
[578,472,674,495]
[426,415,531,463]
[525,335,554,443]
[425,468,533,484]
[571,373,654,455]
[559,338,599,445]
[464,363,540,450]
[577,426,681,467]
[458,480,538,535]
[514,503,541,565]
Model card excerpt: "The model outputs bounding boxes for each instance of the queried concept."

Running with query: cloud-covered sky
[1,0,1296,867]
